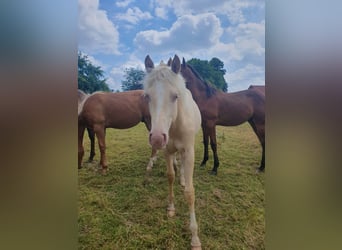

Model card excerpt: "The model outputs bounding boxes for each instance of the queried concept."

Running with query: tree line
[78,51,228,93]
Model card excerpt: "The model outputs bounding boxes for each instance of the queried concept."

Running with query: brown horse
[78,90,153,173]
[179,59,265,175]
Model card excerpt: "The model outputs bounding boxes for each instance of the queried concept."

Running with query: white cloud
[116,7,153,24]
[226,64,264,92]
[208,42,243,61]
[108,55,145,91]
[78,0,120,55]
[225,20,265,60]
[155,7,168,19]
[228,21,265,44]
[116,0,134,8]
[134,13,223,52]
[152,0,263,24]
[106,77,121,92]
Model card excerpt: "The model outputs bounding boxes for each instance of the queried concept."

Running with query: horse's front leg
[176,153,185,187]
[182,147,201,249]
[165,152,176,217]
[146,148,157,172]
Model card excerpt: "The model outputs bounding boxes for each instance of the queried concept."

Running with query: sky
[78,0,265,92]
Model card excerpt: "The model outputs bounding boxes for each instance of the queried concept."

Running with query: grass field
[78,123,265,249]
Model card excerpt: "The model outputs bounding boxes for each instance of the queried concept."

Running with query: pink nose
[149,132,167,149]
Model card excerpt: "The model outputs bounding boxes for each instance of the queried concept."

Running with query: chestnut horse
[78,90,155,173]
[179,59,265,175]
[144,55,202,249]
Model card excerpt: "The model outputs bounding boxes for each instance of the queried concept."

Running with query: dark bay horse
[179,59,265,175]
[78,90,152,173]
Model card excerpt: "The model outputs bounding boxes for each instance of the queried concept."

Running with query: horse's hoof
[191,245,202,250]
[209,170,217,176]
[256,167,265,174]
[143,176,152,186]
[167,209,175,217]
[199,164,206,169]
[78,166,83,169]
[100,168,108,175]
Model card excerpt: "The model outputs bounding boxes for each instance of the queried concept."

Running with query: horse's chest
[168,128,185,147]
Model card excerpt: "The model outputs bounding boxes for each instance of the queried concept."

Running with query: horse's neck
[186,81,208,102]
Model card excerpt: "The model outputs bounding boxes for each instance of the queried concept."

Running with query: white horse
[144,55,202,249]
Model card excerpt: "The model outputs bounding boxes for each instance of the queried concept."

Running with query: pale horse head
[143,54,184,149]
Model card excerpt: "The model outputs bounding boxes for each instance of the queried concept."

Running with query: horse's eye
[171,94,178,102]
[144,94,150,102]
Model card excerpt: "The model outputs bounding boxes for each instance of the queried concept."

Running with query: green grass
[79,123,265,249]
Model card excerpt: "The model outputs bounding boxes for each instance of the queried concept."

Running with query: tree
[121,67,145,91]
[209,57,226,75]
[187,57,228,92]
[78,51,110,93]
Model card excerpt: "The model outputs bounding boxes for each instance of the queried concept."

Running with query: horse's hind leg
[94,124,107,174]
[259,145,265,172]
[87,128,95,162]
[257,124,265,172]
[78,123,86,169]
[248,119,265,172]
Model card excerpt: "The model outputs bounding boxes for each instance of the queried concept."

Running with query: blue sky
[78,0,265,92]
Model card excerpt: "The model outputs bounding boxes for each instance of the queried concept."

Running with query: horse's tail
[78,91,106,116]
[78,95,89,115]
[78,91,90,116]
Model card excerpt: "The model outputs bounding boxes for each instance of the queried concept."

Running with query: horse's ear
[167,58,172,66]
[145,55,154,73]
[181,57,186,69]
[171,55,181,74]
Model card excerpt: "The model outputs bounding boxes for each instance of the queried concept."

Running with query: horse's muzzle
[149,132,167,149]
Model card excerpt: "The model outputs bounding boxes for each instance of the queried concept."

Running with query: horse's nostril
[162,133,167,142]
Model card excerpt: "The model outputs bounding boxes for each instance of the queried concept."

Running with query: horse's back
[80,90,147,129]
[248,85,265,97]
